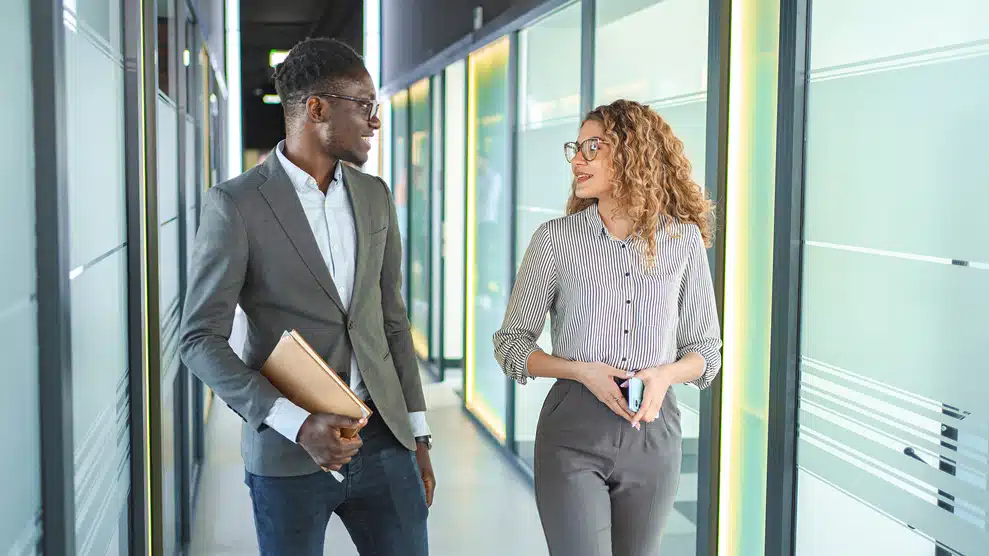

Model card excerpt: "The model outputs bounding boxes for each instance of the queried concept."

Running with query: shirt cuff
[263,397,311,443]
[408,411,430,438]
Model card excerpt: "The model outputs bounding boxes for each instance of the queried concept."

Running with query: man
[180,38,435,556]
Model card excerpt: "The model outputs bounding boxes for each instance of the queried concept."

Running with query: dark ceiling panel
[239,0,364,150]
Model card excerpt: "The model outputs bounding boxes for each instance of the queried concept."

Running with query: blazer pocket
[369,226,387,245]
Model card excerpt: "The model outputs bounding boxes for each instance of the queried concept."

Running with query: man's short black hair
[272,37,367,120]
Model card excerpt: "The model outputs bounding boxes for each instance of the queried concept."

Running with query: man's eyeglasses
[564,137,608,163]
[311,92,380,122]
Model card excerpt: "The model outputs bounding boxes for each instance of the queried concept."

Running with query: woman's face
[569,119,614,201]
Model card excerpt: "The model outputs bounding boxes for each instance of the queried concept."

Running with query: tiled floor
[189,372,548,556]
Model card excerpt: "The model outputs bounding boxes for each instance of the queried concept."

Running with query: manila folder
[260,329,372,438]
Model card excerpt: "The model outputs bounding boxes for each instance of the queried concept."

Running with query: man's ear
[306,96,327,123]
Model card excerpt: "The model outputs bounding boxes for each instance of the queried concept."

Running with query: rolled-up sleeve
[676,226,723,390]
[493,223,557,384]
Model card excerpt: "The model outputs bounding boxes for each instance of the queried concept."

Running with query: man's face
[310,72,381,166]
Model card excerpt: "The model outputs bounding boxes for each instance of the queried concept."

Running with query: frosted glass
[159,219,181,317]
[0,2,41,553]
[796,3,989,554]
[70,250,130,556]
[594,0,709,106]
[158,96,180,224]
[66,24,127,269]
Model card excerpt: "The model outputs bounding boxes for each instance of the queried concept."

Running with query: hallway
[190,373,548,556]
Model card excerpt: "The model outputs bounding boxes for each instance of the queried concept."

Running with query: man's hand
[296,413,366,471]
[415,443,436,507]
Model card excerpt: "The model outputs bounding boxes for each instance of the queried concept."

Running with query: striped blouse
[493,203,722,389]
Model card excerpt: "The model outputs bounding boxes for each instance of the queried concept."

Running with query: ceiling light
[269,50,290,67]
[262,94,281,105]
[183,49,191,67]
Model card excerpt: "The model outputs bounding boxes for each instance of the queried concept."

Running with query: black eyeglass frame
[564,136,609,163]
[310,92,380,122]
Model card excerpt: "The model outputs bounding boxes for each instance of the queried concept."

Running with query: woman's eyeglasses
[564,137,608,163]
[311,92,380,122]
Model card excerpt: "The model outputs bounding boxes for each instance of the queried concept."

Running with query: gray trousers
[533,379,683,556]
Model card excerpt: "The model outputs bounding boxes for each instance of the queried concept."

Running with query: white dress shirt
[262,141,430,444]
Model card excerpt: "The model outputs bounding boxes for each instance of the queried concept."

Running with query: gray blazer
[179,151,426,477]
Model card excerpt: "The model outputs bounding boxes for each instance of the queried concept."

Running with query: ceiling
[240,0,364,149]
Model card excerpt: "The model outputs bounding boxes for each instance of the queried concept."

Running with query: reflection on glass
[594,0,709,552]
[794,3,989,555]
[466,37,512,440]
[409,78,432,359]
[513,2,582,467]
[391,90,410,302]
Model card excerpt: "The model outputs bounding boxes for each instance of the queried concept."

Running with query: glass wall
[1,0,41,553]
[594,0,711,551]
[465,37,513,440]
[513,2,582,467]
[429,74,445,367]
[794,2,989,555]
[65,0,132,552]
[443,61,467,373]
[408,78,432,359]
[391,90,410,302]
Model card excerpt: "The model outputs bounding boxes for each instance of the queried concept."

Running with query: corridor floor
[189,371,548,556]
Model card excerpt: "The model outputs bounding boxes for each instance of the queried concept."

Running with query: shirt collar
[583,202,609,238]
[275,140,343,193]
[583,202,644,243]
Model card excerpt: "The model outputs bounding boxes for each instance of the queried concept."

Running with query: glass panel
[0,0,41,552]
[513,2,582,467]
[593,0,711,550]
[466,37,512,440]
[443,61,467,364]
[391,90,410,302]
[795,2,989,555]
[158,84,182,556]
[65,0,131,551]
[430,74,444,362]
[409,78,432,359]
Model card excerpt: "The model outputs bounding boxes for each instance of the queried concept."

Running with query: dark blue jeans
[245,414,429,556]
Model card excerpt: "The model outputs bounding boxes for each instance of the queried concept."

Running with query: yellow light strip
[464,50,478,407]
[717,0,781,553]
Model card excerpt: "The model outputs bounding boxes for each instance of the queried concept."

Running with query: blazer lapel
[343,164,374,316]
[258,152,346,314]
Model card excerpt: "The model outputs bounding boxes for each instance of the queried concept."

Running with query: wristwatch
[415,435,432,450]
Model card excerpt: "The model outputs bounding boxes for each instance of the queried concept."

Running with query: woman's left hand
[629,365,673,430]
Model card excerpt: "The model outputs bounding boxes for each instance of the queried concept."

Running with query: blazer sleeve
[179,186,282,430]
[376,177,427,413]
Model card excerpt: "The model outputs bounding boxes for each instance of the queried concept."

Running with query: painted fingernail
[620,380,630,387]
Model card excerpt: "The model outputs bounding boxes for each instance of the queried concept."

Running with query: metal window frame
[124,0,164,553]
[31,0,76,553]
[697,0,732,553]
[764,0,811,554]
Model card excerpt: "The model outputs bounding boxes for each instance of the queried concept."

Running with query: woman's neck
[597,196,633,240]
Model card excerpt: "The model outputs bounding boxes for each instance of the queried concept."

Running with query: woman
[493,99,722,556]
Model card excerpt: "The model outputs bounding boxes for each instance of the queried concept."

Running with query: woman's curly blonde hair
[566,100,715,266]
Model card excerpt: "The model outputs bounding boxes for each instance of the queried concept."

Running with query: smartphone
[627,377,644,413]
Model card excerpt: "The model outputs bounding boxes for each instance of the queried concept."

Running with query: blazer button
[347,321,355,330]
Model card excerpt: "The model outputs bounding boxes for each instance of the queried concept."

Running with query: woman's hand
[574,362,635,422]
[629,365,674,430]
